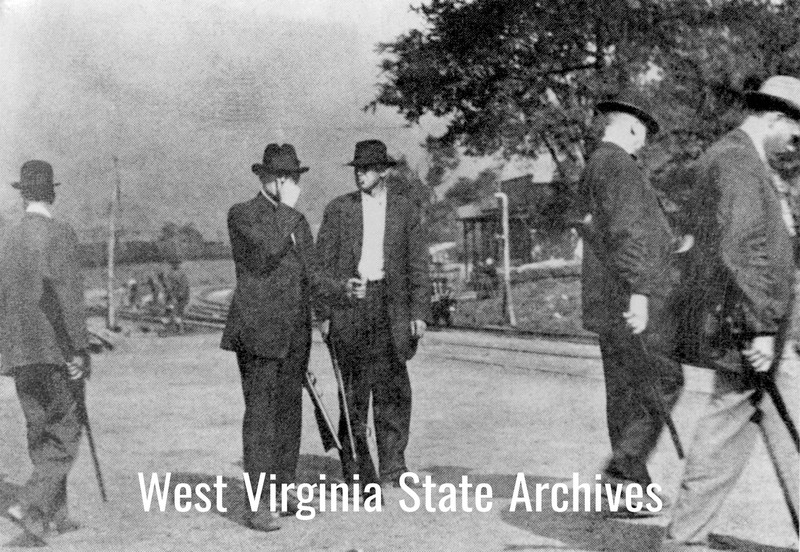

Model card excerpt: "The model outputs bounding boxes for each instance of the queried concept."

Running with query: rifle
[304,370,342,452]
[328,340,357,464]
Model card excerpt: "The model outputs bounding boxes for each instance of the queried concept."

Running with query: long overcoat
[579,141,677,343]
[0,213,88,374]
[677,129,796,370]
[220,194,316,359]
[315,190,429,362]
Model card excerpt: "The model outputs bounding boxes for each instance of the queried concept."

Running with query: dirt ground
[1,324,797,552]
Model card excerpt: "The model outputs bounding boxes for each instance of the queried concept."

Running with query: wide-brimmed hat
[745,75,800,121]
[596,89,660,135]
[11,160,60,190]
[251,143,309,176]
[346,140,398,168]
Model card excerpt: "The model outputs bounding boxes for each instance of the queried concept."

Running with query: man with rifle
[665,76,800,551]
[578,89,685,516]
[0,161,91,546]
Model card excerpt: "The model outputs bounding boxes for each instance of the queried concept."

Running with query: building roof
[456,175,560,221]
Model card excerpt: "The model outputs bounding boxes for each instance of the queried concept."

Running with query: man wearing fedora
[220,144,316,532]
[665,76,800,550]
[0,160,90,546]
[316,140,429,491]
[579,89,684,514]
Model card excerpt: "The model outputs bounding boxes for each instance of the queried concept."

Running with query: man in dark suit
[665,76,800,550]
[220,144,316,532]
[317,140,429,491]
[579,91,684,514]
[0,160,90,546]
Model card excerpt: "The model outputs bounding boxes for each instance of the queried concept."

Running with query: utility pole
[107,156,122,330]
[494,191,517,326]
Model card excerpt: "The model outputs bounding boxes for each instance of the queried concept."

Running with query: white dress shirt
[358,186,387,281]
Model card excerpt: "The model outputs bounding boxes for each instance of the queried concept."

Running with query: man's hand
[320,319,331,342]
[66,353,90,380]
[623,294,649,334]
[411,319,427,339]
[346,277,367,300]
[743,335,776,372]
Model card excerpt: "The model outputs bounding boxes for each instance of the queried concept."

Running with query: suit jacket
[0,213,88,374]
[316,190,429,362]
[220,194,316,359]
[579,142,677,336]
[677,129,796,369]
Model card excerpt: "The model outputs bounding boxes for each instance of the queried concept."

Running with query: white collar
[25,202,52,218]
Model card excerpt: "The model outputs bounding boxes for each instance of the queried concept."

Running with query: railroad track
[117,286,598,360]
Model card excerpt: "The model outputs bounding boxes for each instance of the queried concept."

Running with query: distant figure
[146,273,160,308]
[164,260,190,333]
[0,160,90,545]
[126,276,139,310]
[157,271,169,305]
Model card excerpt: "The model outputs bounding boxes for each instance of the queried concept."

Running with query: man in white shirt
[317,140,429,492]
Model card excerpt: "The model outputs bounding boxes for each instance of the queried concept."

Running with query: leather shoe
[247,511,280,532]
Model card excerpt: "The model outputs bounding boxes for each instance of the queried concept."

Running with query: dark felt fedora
[596,89,660,135]
[251,143,309,176]
[346,140,398,168]
[11,160,60,190]
[745,75,800,121]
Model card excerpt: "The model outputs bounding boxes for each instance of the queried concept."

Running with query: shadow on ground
[425,465,664,552]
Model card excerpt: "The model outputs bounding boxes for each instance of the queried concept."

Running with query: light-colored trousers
[668,352,799,543]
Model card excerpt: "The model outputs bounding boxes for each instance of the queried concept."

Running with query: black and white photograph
[0,1,799,550]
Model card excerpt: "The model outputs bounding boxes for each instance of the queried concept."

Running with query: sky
[0,0,445,237]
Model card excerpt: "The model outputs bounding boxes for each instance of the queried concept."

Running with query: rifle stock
[304,370,342,452]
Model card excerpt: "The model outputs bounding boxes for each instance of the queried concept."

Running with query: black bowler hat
[346,140,398,168]
[11,160,60,191]
[745,76,800,121]
[251,143,309,176]
[596,89,660,135]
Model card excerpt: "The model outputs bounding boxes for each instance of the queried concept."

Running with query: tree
[373,0,800,182]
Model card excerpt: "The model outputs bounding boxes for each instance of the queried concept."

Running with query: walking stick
[69,377,108,502]
[327,341,357,463]
[636,335,685,459]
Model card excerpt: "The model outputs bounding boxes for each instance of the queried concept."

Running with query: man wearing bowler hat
[579,89,684,515]
[0,161,90,546]
[316,140,429,492]
[221,144,316,532]
[664,76,800,550]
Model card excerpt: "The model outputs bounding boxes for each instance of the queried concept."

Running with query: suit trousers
[669,355,799,543]
[599,323,684,486]
[335,281,412,485]
[236,321,309,496]
[13,364,81,523]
